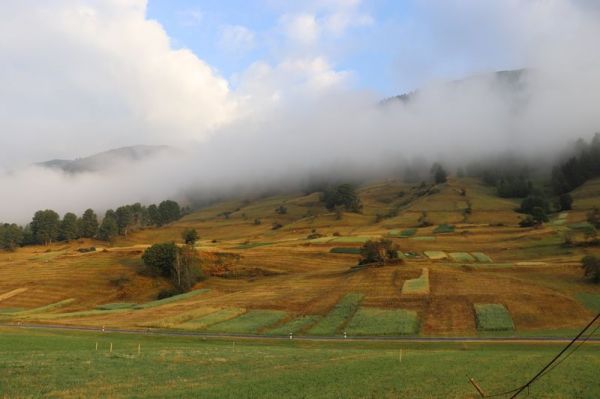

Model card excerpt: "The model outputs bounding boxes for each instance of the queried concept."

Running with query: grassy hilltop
[1,177,599,337]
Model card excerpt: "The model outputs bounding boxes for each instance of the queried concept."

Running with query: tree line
[0,200,183,250]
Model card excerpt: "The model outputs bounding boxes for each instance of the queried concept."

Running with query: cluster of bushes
[358,239,401,266]
[0,199,183,250]
[322,183,362,213]
[142,231,203,292]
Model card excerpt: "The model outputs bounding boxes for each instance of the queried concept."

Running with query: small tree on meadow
[358,239,399,265]
[182,228,199,245]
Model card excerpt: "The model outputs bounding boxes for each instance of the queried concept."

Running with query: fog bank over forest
[1,1,600,223]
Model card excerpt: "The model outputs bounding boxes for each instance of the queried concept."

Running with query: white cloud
[218,25,255,54]
[0,0,235,167]
[280,13,320,45]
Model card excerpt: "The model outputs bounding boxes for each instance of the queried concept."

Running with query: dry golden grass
[1,177,599,335]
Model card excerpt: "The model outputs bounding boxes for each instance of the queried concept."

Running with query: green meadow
[1,327,599,398]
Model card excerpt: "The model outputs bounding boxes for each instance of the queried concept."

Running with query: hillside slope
[1,177,599,336]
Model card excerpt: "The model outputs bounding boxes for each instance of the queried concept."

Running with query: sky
[1,0,600,222]
[145,0,525,95]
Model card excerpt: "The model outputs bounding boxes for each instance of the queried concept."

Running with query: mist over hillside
[2,1,600,223]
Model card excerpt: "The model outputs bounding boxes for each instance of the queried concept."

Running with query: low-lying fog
[1,1,600,223]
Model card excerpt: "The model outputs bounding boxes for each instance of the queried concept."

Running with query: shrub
[588,207,600,229]
[182,228,199,245]
[275,205,288,215]
[416,212,432,227]
[582,255,600,283]
[518,195,550,214]
[271,222,283,230]
[358,239,400,265]
[322,183,362,213]
[519,215,538,227]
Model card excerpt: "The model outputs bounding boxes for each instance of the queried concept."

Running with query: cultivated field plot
[449,252,476,262]
[308,293,363,336]
[346,307,419,336]
[576,293,600,313]
[389,228,416,238]
[179,308,246,330]
[267,315,321,335]
[474,304,515,331]
[330,236,377,244]
[206,310,287,333]
[329,247,361,254]
[424,251,447,260]
[471,252,493,263]
[402,268,430,295]
[2,327,600,398]
[433,224,455,234]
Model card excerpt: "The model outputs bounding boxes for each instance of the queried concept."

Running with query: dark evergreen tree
[31,209,60,245]
[59,212,79,241]
[79,209,99,238]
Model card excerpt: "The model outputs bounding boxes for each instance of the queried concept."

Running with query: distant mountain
[36,145,173,173]
[381,68,528,106]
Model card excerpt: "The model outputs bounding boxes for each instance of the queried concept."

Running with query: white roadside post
[344,331,347,339]
[289,332,293,340]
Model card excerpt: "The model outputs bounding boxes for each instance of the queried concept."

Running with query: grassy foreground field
[1,327,600,398]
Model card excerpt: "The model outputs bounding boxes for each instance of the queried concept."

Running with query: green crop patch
[576,293,600,313]
[402,268,430,295]
[234,242,273,249]
[134,289,209,310]
[95,303,137,311]
[206,310,287,333]
[309,236,334,243]
[330,247,361,255]
[471,252,492,263]
[568,222,595,233]
[474,304,515,331]
[424,251,447,260]
[346,307,419,336]
[267,315,321,335]
[179,308,245,330]
[331,236,377,244]
[389,228,416,238]
[308,293,363,336]
[434,224,455,234]
[449,252,476,262]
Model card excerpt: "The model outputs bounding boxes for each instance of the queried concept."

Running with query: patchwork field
[0,177,599,340]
